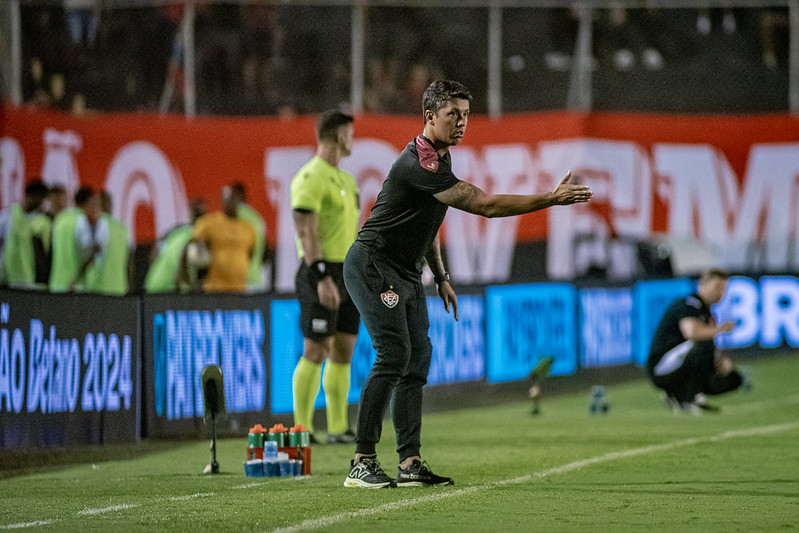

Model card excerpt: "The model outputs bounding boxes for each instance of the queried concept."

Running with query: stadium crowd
[17,3,791,116]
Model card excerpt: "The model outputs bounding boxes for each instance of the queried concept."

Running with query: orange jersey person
[191,187,256,292]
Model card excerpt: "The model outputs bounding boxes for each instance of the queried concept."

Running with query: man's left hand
[438,281,458,321]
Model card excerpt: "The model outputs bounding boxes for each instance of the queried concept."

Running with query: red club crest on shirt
[380,289,399,308]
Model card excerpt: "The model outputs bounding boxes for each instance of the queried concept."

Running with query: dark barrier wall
[0,290,140,448]
[142,293,270,438]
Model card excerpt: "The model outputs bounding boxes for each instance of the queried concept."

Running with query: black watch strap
[309,259,331,282]
[434,272,451,284]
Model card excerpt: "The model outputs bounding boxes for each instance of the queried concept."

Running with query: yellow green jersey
[290,156,359,262]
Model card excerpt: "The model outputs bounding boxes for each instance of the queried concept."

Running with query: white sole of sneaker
[343,478,392,489]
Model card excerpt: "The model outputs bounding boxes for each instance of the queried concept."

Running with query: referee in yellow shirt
[290,109,360,444]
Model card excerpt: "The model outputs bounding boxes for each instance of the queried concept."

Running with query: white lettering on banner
[42,128,82,202]
[729,145,799,272]
[105,142,189,243]
[541,139,652,279]
[760,277,799,348]
[5,129,799,284]
[714,277,760,348]
[655,143,799,273]
[0,305,132,414]
[0,138,25,208]
[447,145,536,283]
[714,276,799,349]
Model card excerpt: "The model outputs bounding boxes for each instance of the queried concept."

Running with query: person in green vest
[49,186,101,292]
[144,198,207,293]
[84,191,130,295]
[231,182,268,292]
[0,180,49,289]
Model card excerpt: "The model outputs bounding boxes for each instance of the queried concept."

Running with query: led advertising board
[579,288,634,368]
[632,278,695,365]
[485,283,578,383]
[0,290,140,448]
[269,295,486,415]
[714,275,799,349]
[142,293,268,437]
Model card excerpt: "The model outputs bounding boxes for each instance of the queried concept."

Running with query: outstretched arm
[434,171,592,218]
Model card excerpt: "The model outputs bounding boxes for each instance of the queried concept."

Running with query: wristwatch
[434,272,451,285]
[309,260,331,282]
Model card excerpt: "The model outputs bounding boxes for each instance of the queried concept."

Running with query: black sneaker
[344,456,395,488]
[396,459,454,487]
[328,429,356,445]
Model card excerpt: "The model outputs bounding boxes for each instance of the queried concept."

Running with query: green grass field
[2,354,798,532]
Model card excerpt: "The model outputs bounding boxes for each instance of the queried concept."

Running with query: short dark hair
[316,108,354,143]
[25,179,49,198]
[700,269,731,283]
[74,186,94,207]
[422,80,472,120]
[230,182,247,201]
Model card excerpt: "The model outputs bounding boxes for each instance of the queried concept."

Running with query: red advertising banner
[2,105,799,288]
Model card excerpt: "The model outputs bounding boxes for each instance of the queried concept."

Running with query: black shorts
[296,261,360,341]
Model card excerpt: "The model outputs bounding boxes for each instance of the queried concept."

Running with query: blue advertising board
[632,278,695,365]
[579,288,634,367]
[714,275,799,349]
[485,283,578,383]
[270,295,486,415]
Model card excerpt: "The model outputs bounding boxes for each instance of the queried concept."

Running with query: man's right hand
[317,277,341,310]
[552,171,593,206]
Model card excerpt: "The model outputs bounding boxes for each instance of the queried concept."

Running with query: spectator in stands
[0,180,50,289]
[64,0,100,49]
[230,182,268,291]
[49,186,101,292]
[186,185,255,292]
[84,191,130,295]
[145,198,207,293]
[759,8,789,70]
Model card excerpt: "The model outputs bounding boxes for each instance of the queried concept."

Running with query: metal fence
[2,1,797,117]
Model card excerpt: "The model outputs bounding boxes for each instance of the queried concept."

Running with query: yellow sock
[292,357,322,433]
[323,361,352,434]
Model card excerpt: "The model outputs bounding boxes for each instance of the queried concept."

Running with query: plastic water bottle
[589,385,609,414]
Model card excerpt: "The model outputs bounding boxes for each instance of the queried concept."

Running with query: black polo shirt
[647,293,710,372]
[356,135,460,278]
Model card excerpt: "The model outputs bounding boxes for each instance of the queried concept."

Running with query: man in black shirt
[646,269,745,413]
[342,80,593,488]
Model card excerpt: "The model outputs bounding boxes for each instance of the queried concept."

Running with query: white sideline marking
[77,503,139,516]
[270,422,799,533]
[0,521,55,529]
[169,492,215,501]
[233,482,267,489]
